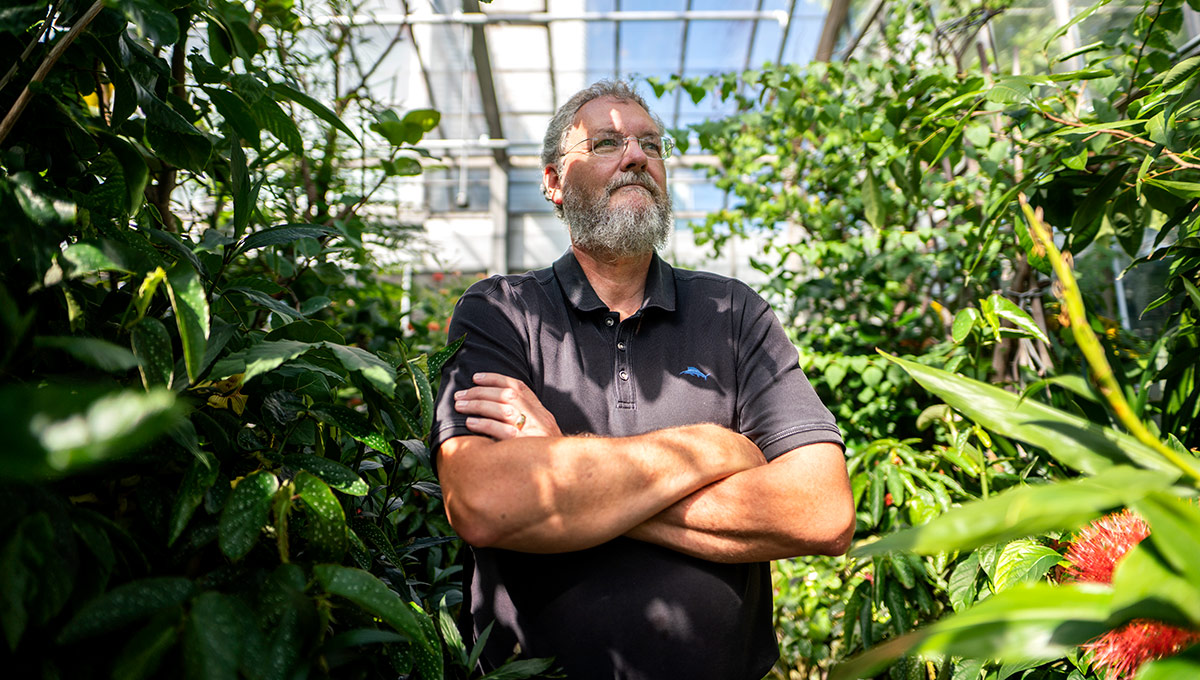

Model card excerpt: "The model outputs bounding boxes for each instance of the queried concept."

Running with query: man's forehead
[571,97,656,134]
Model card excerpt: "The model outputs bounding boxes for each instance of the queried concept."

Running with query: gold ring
[515,413,527,430]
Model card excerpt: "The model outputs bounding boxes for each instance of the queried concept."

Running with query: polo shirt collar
[553,248,677,314]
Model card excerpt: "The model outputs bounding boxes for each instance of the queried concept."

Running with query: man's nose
[619,138,648,172]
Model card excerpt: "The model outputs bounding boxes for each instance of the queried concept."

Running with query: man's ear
[543,164,564,205]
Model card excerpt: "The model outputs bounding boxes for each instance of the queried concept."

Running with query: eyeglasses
[563,134,675,160]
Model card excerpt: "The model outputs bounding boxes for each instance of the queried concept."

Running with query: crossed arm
[436,373,855,563]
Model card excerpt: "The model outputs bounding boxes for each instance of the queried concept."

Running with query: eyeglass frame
[561,133,675,160]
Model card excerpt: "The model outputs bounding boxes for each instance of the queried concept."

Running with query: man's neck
[572,245,653,321]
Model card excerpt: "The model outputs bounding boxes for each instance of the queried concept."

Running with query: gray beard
[562,170,673,258]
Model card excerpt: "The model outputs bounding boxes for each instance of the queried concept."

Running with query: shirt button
[605,317,615,327]
[619,370,629,380]
[617,341,626,351]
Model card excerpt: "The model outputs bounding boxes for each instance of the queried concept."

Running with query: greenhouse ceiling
[303,0,856,166]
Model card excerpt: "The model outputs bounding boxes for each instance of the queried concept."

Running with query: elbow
[813,501,856,556]
[443,490,507,549]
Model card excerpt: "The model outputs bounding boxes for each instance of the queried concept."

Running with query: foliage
[0,1,532,677]
[667,0,1200,677]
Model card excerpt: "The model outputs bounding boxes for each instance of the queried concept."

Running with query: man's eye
[593,138,620,149]
[639,138,662,153]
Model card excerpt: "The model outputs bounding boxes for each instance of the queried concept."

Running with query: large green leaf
[329,343,396,398]
[58,578,194,644]
[1136,643,1200,680]
[309,407,391,456]
[166,262,210,384]
[313,566,442,679]
[853,465,1174,556]
[232,224,336,257]
[283,453,368,495]
[294,472,346,561]
[136,83,213,172]
[992,539,1062,592]
[268,83,360,144]
[34,336,137,373]
[830,583,1114,680]
[131,317,174,389]
[1110,541,1200,627]
[112,0,179,44]
[218,470,279,561]
[224,286,304,321]
[168,455,220,546]
[881,353,1175,476]
[1132,492,1200,587]
[183,592,244,680]
[0,385,181,480]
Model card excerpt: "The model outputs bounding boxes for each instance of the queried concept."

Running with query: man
[431,80,853,680]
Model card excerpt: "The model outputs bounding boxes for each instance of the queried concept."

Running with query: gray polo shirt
[432,249,841,679]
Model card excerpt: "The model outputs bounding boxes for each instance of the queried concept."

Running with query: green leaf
[330,344,396,398]
[265,319,345,344]
[218,470,279,561]
[111,609,180,680]
[230,141,252,240]
[987,293,1050,344]
[314,565,441,678]
[222,339,316,383]
[992,539,1061,592]
[251,96,304,153]
[1150,55,1200,92]
[147,228,209,281]
[426,334,465,379]
[284,453,368,495]
[310,406,391,455]
[166,262,210,384]
[1144,178,1200,199]
[34,336,137,373]
[233,223,336,257]
[224,286,303,321]
[169,455,220,546]
[268,83,360,144]
[951,308,979,343]
[183,591,244,680]
[862,166,885,230]
[853,465,1173,556]
[948,552,980,612]
[1042,0,1113,54]
[830,583,1114,680]
[1071,165,1127,253]
[132,317,174,390]
[59,240,140,277]
[880,353,1176,476]
[136,83,213,173]
[407,358,434,435]
[1133,492,1200,584]
[204,88,262,148]
[113,0,180,45]
[295,472,347,561]
[350,518,403,568]
[0,385,182,480]
[1110,541,1200,627]
[402,108,441,133]
[59,577,194,644]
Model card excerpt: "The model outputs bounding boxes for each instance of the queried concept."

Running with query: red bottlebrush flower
[1064,510,1200,678]
[1082,620,1200,680]
[1064,509,1149,584]
[884,492,893,507]
[432,271,445,283]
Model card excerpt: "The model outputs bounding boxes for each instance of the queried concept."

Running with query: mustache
[606,171,661,197]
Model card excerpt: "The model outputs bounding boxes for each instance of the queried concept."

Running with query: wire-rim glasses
[563,134,674,160]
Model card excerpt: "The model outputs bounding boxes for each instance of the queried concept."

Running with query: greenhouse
[2,0,1200,679]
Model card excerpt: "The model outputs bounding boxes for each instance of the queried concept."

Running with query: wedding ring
[515,412,527,430]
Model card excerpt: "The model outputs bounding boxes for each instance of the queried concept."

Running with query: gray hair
[540,80,666,214]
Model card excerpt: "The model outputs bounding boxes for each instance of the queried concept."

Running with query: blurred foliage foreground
[0,0,547,678]
[658,0,1200,678]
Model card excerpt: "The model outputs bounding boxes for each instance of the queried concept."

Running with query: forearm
[625,443,854,563]
[437,423,764,553]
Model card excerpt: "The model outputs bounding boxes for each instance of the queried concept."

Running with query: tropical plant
[0,1,550,677]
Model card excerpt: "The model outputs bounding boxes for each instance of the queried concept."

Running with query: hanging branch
[0,0,66,94]
[0,0,104,146]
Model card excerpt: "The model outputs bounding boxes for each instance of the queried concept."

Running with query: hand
[453,372,562,440]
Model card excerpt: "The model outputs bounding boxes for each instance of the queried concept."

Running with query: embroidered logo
[679,366,711,381]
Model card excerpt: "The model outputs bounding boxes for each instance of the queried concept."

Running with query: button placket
[615,321,634,406]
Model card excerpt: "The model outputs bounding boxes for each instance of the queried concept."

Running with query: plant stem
[0,0,104,146]
[1019,193,1200,484]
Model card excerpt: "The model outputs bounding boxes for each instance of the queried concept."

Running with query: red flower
[1064,510,1200,678]
[432,272,445,283]
[1082,620,1200,680]
[1065,509,1149,584]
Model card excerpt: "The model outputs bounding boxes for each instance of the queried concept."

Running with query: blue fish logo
[679,366,711,381]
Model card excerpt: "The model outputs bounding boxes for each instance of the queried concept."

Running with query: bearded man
[431,80,853,680]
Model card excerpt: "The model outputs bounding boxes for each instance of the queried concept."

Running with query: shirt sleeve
[430,278,533,458]
[731,283,843,461]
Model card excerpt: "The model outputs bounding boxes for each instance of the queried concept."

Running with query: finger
[454,399,522,423]
[471,372,527,392]
[464,416,522,441]
[454,386,518,404]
